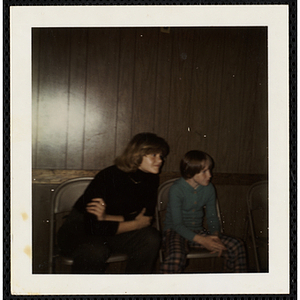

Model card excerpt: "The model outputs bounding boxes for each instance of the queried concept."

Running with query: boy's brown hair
[180,150,213,179]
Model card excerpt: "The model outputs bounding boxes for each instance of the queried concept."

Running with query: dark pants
[57,210,161,274]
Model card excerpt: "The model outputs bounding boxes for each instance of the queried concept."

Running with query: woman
[58,132,169,274]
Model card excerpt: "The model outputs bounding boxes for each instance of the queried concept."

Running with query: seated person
[160,150,247,273]
[57,132,169,274]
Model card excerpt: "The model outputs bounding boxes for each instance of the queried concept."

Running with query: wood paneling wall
[32,27,268,174]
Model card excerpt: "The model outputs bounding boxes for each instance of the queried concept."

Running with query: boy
[160,150,246,273]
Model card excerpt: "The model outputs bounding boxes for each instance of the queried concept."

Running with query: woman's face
[138,153,163,174]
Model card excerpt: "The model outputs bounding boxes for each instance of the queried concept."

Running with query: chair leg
[249,214,260,272]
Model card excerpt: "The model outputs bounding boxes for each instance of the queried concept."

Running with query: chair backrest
[156,178,223,233]
[247,180,268,238]
[155,178,178,232]
[49,177,94,273]
[53,177,94,214]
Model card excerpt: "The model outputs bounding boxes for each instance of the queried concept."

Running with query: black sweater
[73,165,159,236]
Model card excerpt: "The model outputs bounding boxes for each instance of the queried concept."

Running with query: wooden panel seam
[32,169,267,185]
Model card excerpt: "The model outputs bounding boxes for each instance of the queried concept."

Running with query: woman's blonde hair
[115,132,169,173]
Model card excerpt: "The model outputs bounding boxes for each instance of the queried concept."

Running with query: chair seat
[159,247,219,263]
[187,248,220,259]
[59,253,128,266]
[106,254,128,263]
[60,255,74,266]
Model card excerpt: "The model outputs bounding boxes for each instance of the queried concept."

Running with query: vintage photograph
[10,5,289,295]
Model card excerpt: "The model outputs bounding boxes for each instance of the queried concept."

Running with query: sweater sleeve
[204,185,220,234]
[168,185,197,241]
[74,170,120,236]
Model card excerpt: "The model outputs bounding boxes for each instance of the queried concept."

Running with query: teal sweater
[164,177,220,241]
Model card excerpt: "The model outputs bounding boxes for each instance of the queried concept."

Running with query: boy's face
[191,163,212,187]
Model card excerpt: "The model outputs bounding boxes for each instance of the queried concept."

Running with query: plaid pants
[160,229,247,273]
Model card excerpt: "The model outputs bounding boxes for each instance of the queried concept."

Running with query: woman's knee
[142,227,161,249]
[129,227,161,257]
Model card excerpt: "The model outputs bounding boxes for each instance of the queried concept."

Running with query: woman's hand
[134,208,152,229]
[115,208,152,234]
[194,234,226,257]
[86,198,106,221]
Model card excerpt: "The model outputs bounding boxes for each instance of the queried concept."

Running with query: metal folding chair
[49,177,127,274]
[244,180,268,272]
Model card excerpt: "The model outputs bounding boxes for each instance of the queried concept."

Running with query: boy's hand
[203,235,226,256]
[194,234,226,257]
[86,198,106,221]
